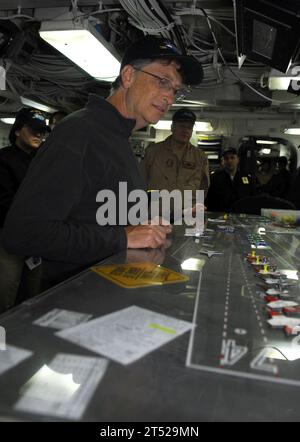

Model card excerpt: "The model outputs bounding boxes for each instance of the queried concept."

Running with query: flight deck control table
[1,213,300,422]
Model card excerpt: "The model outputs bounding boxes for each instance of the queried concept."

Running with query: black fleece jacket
[3,95,145,282]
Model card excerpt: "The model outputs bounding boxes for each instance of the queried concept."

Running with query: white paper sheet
[15,354,108,420]
[0,345,32,376]
[34,309,92,330]
[57,306,194,365]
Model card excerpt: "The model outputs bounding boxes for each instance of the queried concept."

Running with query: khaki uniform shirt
[141,136,210,200]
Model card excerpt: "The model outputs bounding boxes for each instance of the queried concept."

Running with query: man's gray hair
[110,59,154,94]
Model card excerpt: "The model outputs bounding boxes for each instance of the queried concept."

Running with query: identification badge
[242,177,249,185]
[25,257,42,271]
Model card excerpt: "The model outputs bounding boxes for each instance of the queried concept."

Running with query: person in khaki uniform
[141,109,210,204]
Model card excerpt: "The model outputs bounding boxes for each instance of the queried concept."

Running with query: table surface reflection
[1,213,300,422]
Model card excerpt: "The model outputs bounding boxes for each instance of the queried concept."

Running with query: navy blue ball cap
[172,108,196,123]
[121,35,204,86]
[14,107,51,132]
[222,147,238,157]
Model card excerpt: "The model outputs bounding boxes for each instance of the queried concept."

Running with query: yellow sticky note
[149,324,177,335]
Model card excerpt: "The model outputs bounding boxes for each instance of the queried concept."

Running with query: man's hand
[191,203,207,215]
[125,224,172,249]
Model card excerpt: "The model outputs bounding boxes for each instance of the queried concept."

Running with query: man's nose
[162,94,173,109]
[163,88,176,105]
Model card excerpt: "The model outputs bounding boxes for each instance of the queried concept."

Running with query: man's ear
[120,65,136,89]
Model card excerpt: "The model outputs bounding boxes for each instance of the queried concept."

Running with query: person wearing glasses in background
[0,108,50,313]
[141,108,210,206]
[3,35,203,291]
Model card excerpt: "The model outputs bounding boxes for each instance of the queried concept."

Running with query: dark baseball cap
[121,35,203,86]
[172,108,196,124]
[222,147,238,157]
[14,107,51,133]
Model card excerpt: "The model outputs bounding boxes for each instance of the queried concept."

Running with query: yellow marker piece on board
[242,177,249,185]
[252,251,256,258]
[263,265,268,274]
[256,257,260,264]
[91,262,189,289]
[149,324,177,335]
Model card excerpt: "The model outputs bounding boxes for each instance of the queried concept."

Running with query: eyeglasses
[134,68,188,100]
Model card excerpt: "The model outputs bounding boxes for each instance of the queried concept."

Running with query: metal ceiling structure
[0,0,299,118]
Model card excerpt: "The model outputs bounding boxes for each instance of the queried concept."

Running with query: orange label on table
[91,262,189,289]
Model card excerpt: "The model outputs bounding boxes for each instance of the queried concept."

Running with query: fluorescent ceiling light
[195,122,213,132]
[172,103,203,108]
[174,100,207,107]
[261,148,272,155]
[268,68,300,91]
[269,77,292,91]
[256,140,278,145]
[40,20,120,81]
[153,120,213,132]
[21,97,58,113]
[0,118,15,125]
[198,141,220,146]
[284,128,300,135]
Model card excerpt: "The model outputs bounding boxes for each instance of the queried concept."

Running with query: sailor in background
[0,108,50,313]
[205,147,254,213]
[141,108,210,206]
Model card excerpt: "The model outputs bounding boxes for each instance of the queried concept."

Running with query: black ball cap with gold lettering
[121,35,204,86]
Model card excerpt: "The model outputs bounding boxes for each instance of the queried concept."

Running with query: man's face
[124,61,183,128]
[171,120,194,144]
[223,153,239,173]
[15,125,45,150]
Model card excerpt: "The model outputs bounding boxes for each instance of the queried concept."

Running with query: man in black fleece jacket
[3,35,203,289]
